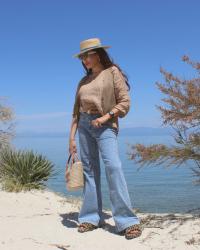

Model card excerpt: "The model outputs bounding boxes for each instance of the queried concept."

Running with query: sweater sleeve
[72,77,85,120]
[110,66,131,118]
[72,89,79,120]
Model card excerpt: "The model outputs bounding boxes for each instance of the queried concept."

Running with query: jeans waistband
[79,111,102,120]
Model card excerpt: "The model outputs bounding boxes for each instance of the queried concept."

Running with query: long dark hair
[81,48,131,91]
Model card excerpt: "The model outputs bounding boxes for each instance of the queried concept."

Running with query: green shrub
[0,146,58,192]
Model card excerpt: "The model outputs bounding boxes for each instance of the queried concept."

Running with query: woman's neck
[92,64,104,75]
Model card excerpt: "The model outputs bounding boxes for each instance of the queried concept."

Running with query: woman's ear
[98,55,101,62]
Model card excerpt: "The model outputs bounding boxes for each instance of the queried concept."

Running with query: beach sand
[0,188,199,250]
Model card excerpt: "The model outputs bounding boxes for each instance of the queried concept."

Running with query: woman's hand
[91,115,109,128]
[69,139,77,154]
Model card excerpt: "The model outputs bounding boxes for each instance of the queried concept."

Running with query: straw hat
[73,38,111,58]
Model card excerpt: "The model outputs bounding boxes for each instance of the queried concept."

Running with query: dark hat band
[80,45,103,53]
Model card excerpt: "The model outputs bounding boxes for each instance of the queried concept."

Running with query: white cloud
[16,112,71,120]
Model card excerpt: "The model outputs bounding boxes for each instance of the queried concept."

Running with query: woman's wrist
[104,113,112,121]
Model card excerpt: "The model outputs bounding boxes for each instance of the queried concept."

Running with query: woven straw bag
[65,152,84,191]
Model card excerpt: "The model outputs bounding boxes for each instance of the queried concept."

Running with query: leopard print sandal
[78,222,98,233]
[123,224,143,239]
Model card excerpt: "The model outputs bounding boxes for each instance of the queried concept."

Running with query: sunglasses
[78,51,97,60]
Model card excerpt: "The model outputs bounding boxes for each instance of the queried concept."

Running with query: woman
[68,38,143,240]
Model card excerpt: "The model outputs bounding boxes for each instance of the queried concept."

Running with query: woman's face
[79,50,100,70]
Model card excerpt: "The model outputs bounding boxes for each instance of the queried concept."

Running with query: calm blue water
[13,134,200,214]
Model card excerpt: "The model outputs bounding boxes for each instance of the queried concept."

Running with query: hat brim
[73,45,111,58]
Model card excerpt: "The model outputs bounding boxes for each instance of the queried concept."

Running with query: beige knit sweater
[72,65,131,131]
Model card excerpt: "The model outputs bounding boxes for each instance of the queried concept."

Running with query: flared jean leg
[95,127,141,233]
[77,124,103,226]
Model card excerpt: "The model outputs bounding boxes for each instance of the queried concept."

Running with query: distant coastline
[15,126,174,137]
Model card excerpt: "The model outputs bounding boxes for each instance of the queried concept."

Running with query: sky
[1,0,200,134]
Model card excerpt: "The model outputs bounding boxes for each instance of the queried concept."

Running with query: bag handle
[66,152,79,172]
[68,152,79,163]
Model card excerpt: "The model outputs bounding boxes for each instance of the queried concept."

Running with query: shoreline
[0,187,200,249]
[47,187,200,215]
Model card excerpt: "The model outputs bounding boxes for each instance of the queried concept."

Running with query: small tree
[129,56,200,185]
[0,97,58,192]
[0,97,15,150]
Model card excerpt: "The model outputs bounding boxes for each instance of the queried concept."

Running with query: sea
[13,132,200,214]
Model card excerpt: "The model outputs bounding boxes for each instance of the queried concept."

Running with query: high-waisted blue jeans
[77,111,140,233]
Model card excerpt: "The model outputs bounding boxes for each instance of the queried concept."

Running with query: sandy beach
[0,188,199,250]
